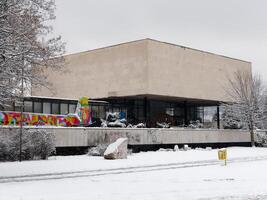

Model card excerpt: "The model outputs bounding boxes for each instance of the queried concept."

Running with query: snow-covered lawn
[0,147,267,200]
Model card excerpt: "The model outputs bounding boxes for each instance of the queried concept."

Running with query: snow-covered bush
[0,134,13,161]
[88,144,108,156]
[29,130,56,160]
[255,131,267,146]
[0,129,55,161]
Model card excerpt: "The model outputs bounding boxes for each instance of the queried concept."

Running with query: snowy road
[0,155,267,183]
[1,147,267,200]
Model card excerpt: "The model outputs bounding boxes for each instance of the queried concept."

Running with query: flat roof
[64,38,251,64]
[24,96,109,104]
[99,94,222,106]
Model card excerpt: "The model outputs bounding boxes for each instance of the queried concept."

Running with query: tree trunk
[250,129,255,147]
[249,122,255,147]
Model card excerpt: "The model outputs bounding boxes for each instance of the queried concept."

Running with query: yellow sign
[218,149,227,165]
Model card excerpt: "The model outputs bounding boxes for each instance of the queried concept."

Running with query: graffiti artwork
[75,97,92,125]
[0,97,92,127]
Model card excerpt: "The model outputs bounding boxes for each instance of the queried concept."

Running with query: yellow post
[218,149,227,166]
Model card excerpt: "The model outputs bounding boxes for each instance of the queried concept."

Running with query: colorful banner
[0,97,92,127]
[0,111,80,126]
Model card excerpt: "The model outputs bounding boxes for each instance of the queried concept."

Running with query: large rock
[104,138,128,159]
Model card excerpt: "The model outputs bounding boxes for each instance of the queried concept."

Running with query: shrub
[30,129,56,160]
[255,131,267,146]
[0,129,55,161]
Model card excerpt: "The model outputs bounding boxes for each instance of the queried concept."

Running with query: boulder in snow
[104,138,128,160]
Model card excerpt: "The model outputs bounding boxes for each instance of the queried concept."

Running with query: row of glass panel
[22,101,107,119]
[106,99,220,128]
[22,101,77,115]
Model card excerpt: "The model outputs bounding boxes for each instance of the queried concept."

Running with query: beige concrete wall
[54,128,251,147]
[147,40,252,102]
[32,39,251,102]
[0,127,251,147]
[32,40,149,99]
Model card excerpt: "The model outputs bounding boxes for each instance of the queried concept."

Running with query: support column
[217,105,220,129]
[144,97,150,128]
[184,101,188,126]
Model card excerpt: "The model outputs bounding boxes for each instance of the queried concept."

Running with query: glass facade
[203,106,218,128]
[17,97,109,126]
[69,104,76,113]
[43,102,51,114]
[51,103,59,114]
[106,98,221,128]
[33,102,42,113]
[187,106,204,123]
[98,105,106,119]
[60,103,68,115]
[18,97,220,128]
[150,100,177,126]
[24,101,33,112]
[174,107,185,126]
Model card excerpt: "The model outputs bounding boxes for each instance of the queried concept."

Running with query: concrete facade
[32,39,251,103]
[0,127,252,147]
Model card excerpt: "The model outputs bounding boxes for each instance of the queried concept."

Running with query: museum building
[21,39,252,128]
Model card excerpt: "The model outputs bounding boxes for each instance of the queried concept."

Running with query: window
[60,103,68,115]
[69,104,76,113]
[14,102,21,112]
[187,106,204,123]
[98,105,106,119]
[166,108,174,116]
[43,102,51,114]
[174,107,185,126]
[204,106,217,128]
[24,101,33,112]
[92,106,99,118]
[51,103,59,114]
[33,102,42,113]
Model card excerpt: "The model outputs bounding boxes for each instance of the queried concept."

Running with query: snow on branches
[223,70,266,146]
[0,0,65,107]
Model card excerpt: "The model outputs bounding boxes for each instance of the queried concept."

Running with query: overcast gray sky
[53,0,267,80]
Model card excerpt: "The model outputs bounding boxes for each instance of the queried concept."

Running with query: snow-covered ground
[0,147,267,200]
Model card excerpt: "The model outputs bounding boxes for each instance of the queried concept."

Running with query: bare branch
[222,70,266,146]
[0,0,65,106]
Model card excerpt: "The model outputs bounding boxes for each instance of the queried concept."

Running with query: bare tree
[0,0,65,107]
[223,70,266,146]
